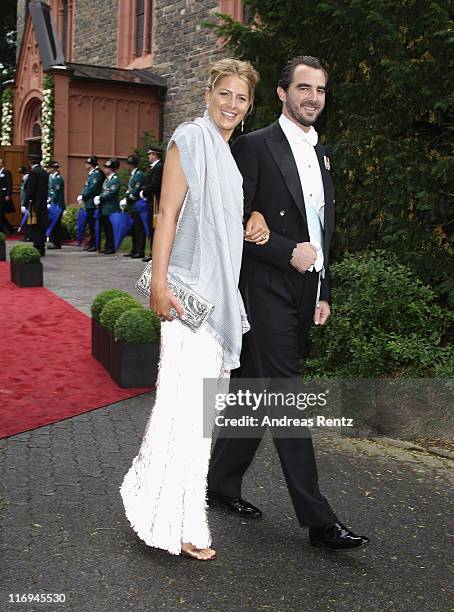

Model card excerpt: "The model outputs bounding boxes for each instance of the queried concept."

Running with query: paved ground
[1,245,453,612]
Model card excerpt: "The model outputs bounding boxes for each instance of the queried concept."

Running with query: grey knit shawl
[167,112,250,370]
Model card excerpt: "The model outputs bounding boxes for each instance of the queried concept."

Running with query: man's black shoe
[85,246,96,252]
[142,256,152,262]
[309,522,369,551]
[103,249,115,255]
[207,490,262,518]
[131,253,145,259]
[21,237,32,242]
[124,252,134,257]
[47,245,61,250]
[98,249,107,253]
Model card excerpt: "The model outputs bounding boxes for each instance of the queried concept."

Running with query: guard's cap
[126,154,139,166]
[18,165,28,174]
[86,156,98,165]
[147,146,163,155]
[47,160,59,168]
[104,157,119,170]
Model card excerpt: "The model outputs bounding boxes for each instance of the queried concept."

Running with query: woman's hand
[151,285,186,322]
[244,211,270,245]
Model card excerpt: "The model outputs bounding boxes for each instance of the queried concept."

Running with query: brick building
[5,0,247,214]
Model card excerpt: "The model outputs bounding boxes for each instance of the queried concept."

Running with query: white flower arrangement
[1,88,13,146]
[41,75,55,166]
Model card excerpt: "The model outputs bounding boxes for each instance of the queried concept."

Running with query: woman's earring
[241,119,245,132]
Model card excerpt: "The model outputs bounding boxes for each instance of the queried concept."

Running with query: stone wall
[71,0,119,67]
[152,0,224,139]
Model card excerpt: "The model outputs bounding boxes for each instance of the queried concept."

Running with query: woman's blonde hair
[207,58,260,109]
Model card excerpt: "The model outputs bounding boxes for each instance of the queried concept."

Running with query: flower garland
[1,88,13,146]
[41,74,55,165]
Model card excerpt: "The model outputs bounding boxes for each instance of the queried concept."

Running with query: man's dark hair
[278,56,328,91]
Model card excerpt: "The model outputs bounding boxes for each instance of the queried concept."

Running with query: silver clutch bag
[135,261,214,333]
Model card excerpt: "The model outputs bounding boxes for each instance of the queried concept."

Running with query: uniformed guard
[0,158,14,235]
[94,158,120,254]
[46,160,65,249]
[77,156,105,252]
[140,146,163,262]
[122,154,145,259]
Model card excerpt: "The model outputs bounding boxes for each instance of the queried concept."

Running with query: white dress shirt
[279,114,325,273]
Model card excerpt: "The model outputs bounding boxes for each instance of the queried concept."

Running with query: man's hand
[290,242,317,273]
[5,195,10,201]
[94,195,101,206]
[244,211,270,244]
[77,195,83,204]
[119,198,127,211]
[314,300,331,326]
[21,206,27,214]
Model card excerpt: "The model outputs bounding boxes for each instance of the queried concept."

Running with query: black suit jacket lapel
[314,143,335,257]
[265,121,308,226]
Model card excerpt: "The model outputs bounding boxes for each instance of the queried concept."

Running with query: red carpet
[0,262,151,438]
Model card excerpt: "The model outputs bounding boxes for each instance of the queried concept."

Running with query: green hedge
[99,296,143,333]
[0,232,5,243]
[303,250,454,378]
[114,308,161,344]
[91,289,133,322]
[62,205,85,240]
[9,244,41,263]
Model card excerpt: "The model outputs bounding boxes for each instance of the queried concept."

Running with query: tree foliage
[0,0,17,81]
[212,0,454,305]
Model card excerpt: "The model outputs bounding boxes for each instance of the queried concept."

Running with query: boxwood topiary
[99,296,143,333]
[91,289,133,321]
[114,308,161,344]
[9,244,41,263]
[0,232,5,243]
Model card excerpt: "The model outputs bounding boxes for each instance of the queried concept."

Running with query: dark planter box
[109,339,159,388]
[10,261,43,287]
[0,242,5,261]
[91,318,112,370]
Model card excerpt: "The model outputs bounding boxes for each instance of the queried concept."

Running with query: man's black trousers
[208,263,337,528]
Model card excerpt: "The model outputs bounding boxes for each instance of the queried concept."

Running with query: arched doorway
[21,98,42,156]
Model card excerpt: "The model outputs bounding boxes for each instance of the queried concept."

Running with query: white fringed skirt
[120,320,229,555]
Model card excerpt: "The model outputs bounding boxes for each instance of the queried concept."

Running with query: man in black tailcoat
[24,153,49,256]
[208,56,369,551]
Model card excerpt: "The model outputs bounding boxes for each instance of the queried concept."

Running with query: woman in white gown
[120,59,269,560]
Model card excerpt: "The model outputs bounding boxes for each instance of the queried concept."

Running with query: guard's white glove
[77,195,83,204]
[21,206,27,214]
[62,210,67,217]
[47,203,51,209]
[47,197,51,203]
[94,195,101,206]
[139,190,144,199]
[120,198,127,211]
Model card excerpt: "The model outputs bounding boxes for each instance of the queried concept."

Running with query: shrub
[62,205,86,239]
[91,289,133,321]
[114,308,161,344]
[99,296,143,333]
[302,250,454,378]
[9,244,41,263]
[0,232,5,243]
